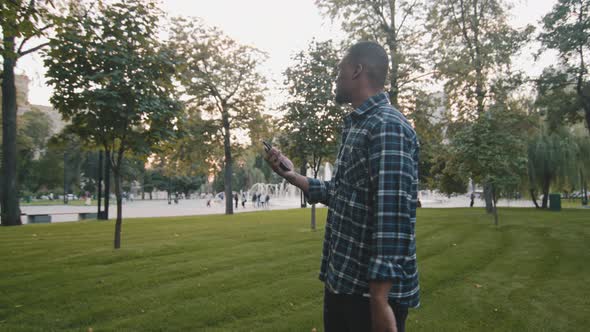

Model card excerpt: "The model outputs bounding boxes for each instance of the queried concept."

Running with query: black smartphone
[262,140,291,172]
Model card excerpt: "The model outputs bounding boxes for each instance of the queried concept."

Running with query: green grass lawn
[0,208,588,331]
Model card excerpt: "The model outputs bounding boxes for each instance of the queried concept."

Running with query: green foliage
[315,0,428,106]
[430,145,468,197]
[45,0,181,157]
[45,0,182,246]
[527,124,585,207]
[427,0,534,119]
[404,91,446,189]
[452,106,530,200]
[538,0,590,133]
[280,40,346,177]
[536,67,584,130]
[169,17,267,214]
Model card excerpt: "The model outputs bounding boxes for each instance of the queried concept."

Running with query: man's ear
[352,63,363,80]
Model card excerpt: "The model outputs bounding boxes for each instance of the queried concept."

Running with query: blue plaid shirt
[307,92,420,308]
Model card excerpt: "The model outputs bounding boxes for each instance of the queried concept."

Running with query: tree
[280,40,346,230]
[45,0,182,248]
[430,145,469,197]
[427,0,533,212]
[527,125,580,208]
[315,0,428,108]
[16,109,52,193]
[538,0,590,134]
[404,91,446,189]
[170,18,267,215]
[1,0,54,226]
[452,106,529,225]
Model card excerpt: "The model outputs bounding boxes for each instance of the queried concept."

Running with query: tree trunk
[386,0,399,108]
[104,150,111,219]
[97,150,103,216]
[1,35,22,226]
[530,188,540,209]
[581,169,588,206]
[491,185,499,226]
[113,150,124,249]
[311,204,316,231]
[300,161,307,208]
[222,112,233,215]
[483,183,493,213]
[386,40,399,108]
[541,174,551,209]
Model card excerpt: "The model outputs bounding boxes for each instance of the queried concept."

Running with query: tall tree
[1,0,54,226]
[315,0,428,107]
[280,40,346,230]
[45,0,182,248]
[539,0,590,134]
[170,18,267,215]
[527,125,579,208]
[452,106,529,225]
[427,0,532,212]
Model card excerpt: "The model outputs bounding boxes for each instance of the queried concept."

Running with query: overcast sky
[18,0,558,107]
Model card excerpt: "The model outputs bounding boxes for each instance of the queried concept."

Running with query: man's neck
[351,89,384,109]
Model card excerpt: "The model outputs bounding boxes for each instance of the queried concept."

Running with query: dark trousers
[324,288,408,332]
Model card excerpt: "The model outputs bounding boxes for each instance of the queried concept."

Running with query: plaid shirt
[307,92,420,308]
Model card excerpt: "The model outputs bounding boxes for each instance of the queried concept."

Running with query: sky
[18,0,559,107]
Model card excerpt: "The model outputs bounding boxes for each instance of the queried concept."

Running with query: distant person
[242,192,247,208]
[265,41,419,332]
[257,193,262,207]
[470,192,475,208]
[234,193,239,209]
[265,194,270,208]
[252,192,257,207]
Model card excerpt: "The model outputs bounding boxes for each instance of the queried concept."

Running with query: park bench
[24,212,101,224]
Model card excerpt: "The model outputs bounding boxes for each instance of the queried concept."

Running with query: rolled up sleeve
[305,178,332,206]
[367,122,414,281]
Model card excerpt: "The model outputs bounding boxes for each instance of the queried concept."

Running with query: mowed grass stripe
[1,208,589,331]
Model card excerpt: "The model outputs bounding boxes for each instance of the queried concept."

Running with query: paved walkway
[21,197,302,223]
[20,194,559,224]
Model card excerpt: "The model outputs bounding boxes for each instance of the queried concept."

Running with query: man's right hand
[263,147,295,179]
[263,147,309,194]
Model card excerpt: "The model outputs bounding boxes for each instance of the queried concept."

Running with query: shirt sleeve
[305,178,332,206]
[367,121,415,281]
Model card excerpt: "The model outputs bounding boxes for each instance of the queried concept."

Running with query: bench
[78,212,99,220]
[27,214,52,224]
[24,212,101,224]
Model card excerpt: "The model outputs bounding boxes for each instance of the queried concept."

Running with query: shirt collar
[348,92,391,120]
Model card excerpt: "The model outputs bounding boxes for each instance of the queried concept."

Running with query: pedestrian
[470,192,475,208]
[242,192,247,208]
[257,193,262,208]
[265,194,270,208]
[264,41,419,332]
[252,192,257,207]
[234,193,239,209]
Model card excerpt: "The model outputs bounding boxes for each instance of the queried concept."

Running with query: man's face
[335,56,354,105]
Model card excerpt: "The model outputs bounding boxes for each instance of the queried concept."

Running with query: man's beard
[334,90,350,105]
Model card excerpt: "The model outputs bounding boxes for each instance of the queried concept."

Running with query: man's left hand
[370,298,397,332]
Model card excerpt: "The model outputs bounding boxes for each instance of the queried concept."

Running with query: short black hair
[345,41,389,89]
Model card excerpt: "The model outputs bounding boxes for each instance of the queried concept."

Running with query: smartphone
[263,140,291,172]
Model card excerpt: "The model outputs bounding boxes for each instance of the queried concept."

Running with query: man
[265,41,419,332]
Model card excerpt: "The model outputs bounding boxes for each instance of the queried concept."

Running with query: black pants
[324,288,408,332]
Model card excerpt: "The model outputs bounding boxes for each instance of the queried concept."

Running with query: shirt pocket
[341,145,369,190]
